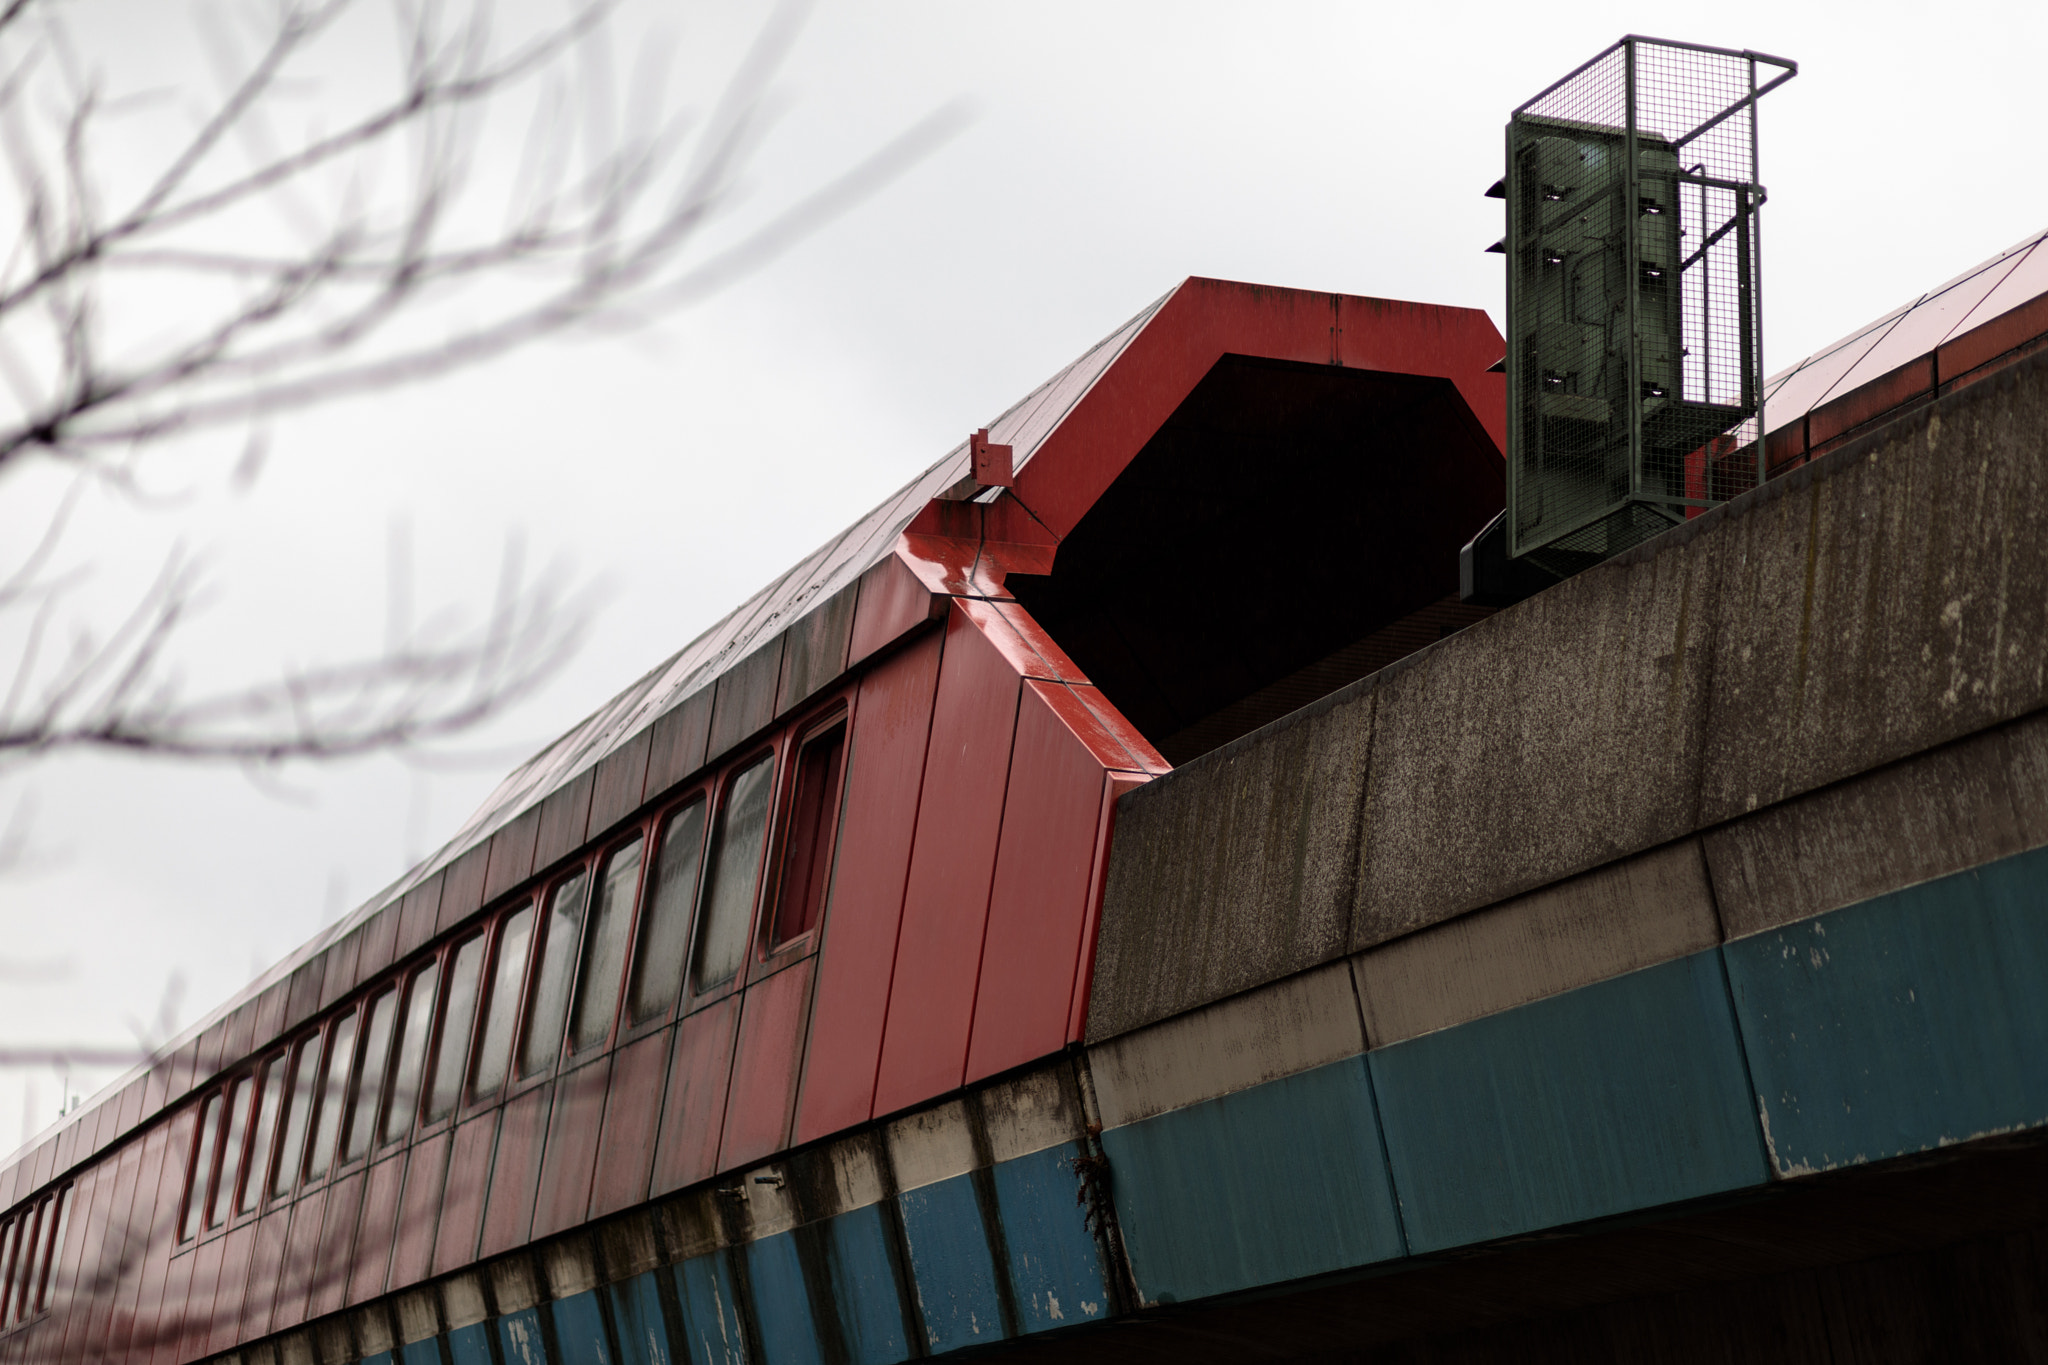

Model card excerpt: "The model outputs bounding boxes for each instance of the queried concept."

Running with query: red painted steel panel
[207,1221,257,1357]
[645,690,714,801]
[965,685,1111,1083]
[284,959,324,1034]
[849,553,943,667]
[105,1126,169,1364]
[140,1063,169,1126]
[530,1057,609,1240]
[587,1029,670,1219]
[776,584,859,717]
[51,1114,79,1175]
[58,1163,116,1362]
[28,1133,56,1189]
[432,1111,497,1277]
[873,605,1023,1115]
[268,1187,325,1333]
[793,629,943,1143]
[397,874,444,959]
[535,768,596,872]
[89,1144,148,1358]
[319,933,361,1011]
[358,905,402,990]
[1940,288,2048,384]
[306,1168,363,1321]
[388,1129,449,1291]
[1808,354,1935,450]
[437,845,491,937]
[708,638,786,761]
[123,1110,191,1365]
[589,728,653,838]
[116,1078,147,1143]
[237,1205,290,1344]
[951,596,1077,684]
[484,806,543,905]
[1028,679,1164,775]
[179,1233,224,1361]
[898,531,980,598]
[650,1003,740,1196]
[223,1002,258,1077]
[718,958,815,1170]
[345,1152,405,1306]
[478,1083,552,1258]
[145,1245,194,1365]
[1011,280,1504,539]
[195,1021,228,1092]
[1070,772,1148,1043]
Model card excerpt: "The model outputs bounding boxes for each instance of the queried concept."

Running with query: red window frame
[678,742,783,1017]
[615,786,713,1044]
[562,830,653,1062]
[461,896,540,1117]
[754,696,853,979]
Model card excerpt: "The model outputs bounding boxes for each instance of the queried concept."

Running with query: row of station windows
[177,701,851,1246]
[0,1184,71,1332]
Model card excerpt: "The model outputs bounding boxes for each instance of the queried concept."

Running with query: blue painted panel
[1372,950,1766,1254]
[990,1143,1111,1332]
[1725,845,2048,1175]
[362,1354,394,1365]
[610,1269,675,1365]
[401,1340,444,1365]
[747,1230,824,1365]
[447,1323,493,1365]
[1100,1056,1404,1304]
[674,1253,749,1365]
[498,1307,548,1365]
[823,1203,909,1365]
[898,1174,1009,1353]
[553,1289,615,1364]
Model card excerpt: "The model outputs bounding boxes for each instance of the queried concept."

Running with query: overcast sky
[3,0,2043,1151]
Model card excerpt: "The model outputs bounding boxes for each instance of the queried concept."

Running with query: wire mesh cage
[1504,36,1795,575]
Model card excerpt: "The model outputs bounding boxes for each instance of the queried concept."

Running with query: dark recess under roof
[1009,354,1505,763]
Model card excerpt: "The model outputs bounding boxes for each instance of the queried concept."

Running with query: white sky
[3,0,2044,1153]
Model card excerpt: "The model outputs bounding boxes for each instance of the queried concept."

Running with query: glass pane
[629,801,706,1024]
[0,1220,17,1324]
[429,935,485,1122]
[305,1011,357,1181]
[385,963,439,1144]
[241,1055,285,1215]
[10,1203,40,1323]
[209,1077,250,1229]
[33,1186,68,1312]
[343,989,397,1165]
[182,1092,222,1242]
[272,1040,318,1199]
[471,905,532,1101]
[691,755,775,994]
[519,871,588,1078]
[570,838,642,1054]
[772,722,846,946]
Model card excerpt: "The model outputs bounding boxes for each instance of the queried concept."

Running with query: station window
[181,1090,223,1242]
[241,1052,286,1217]
[385,962,439,1144]
[691,753,776,994]
[628,798,706,1024]
[0,1215,17,1321]
[29,1186,67,1316]
[519,870,589,1078]
[305,1009,357,1181]
[428,933,485,1122]
[271,1037,317,1200]
[341,988,397,1165]
[771,719,847,948]
[4,1197,39,1324]
[208,1075,250,1229]
[569,836,642,1055]
[470,903,532,1101]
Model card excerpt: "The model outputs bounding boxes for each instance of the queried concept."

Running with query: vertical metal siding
[479,1084,553,1258]
[432,1112,496,1276]
[966,686,1111,1085]
[588,1032,672,1220]
[718,959,816,1172]
[874,608,1023,1116]
[650,1002,740,1197]
[388,1129,450,1290]
[794,630,943,1145]
[532,1059,611,1240]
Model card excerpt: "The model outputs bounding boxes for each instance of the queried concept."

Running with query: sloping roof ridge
[1765,224,2048,414]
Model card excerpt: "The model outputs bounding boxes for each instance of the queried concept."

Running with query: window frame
[202,1071,254,1241]
[178,1086,226,1246]
[678,741,784,1017]
[752,694,854,981]
[301,1003,362,1187]
[507,863,595,1096]
[416,930,486,1139]
[562,829,653,1062]
[379,959,441,1151]
[616,786,713,1044]
[460,895,541,1117]
[232,1049,288,1229]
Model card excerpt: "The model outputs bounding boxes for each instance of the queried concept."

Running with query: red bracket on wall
[970,428,1013,488]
